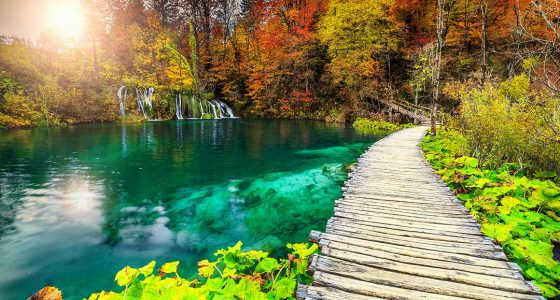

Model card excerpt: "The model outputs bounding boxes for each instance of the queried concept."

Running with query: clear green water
[0,119,381,299]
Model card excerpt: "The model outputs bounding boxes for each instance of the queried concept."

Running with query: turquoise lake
[0,119,381,299]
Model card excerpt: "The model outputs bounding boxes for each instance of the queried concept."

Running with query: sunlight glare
[47,2,85,41]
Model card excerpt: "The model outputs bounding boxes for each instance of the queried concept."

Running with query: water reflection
[0,119,381,299]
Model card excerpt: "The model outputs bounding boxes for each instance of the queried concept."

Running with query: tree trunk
[480,0,488,84]
[92,35,99,85]
[432,0,446,135]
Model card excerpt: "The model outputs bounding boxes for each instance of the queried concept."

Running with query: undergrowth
[352,118,414,134]
[83,242,317,300]
[421,128,560,298]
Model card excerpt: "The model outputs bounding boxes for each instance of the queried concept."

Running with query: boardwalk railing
[296,126,543,300]
[376,98,446,125]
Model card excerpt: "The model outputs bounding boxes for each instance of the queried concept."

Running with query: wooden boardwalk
[296,126,543,300]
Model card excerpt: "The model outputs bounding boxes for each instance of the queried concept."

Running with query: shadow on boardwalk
[296,126,544,300]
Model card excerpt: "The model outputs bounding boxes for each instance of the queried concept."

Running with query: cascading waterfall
[116,85,128,117]
[118,86,236,120]
[182,97,235,119]
[175,93,184,120]
[117,85,155,119]
[199,101,205,116]
[208,101,218,119]
[217,100,235,118]
[134,87,154,119]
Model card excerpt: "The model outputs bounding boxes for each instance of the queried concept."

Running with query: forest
[0,0,552,122]
[2,0,560,299]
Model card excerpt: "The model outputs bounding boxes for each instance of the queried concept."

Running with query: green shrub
[352,118,411,133]
[457,75,560,173]
[201,113,214,120]
[421,129,560,298]
[85,242,317,300]
[0,113,30,128]
[120,114,146,124]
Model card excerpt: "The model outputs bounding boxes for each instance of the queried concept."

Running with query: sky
[0,0,83,40]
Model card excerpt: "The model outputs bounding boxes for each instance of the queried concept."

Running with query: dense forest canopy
[0,0,559,128]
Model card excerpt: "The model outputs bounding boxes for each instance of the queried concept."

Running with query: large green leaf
[481,223,512,243]
[114,266,139,287]
[255,258,280,273]
[499,196,521,214]
[138,260,156,277]
[508,240,557,269]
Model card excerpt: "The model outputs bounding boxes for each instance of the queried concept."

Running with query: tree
[319,0,401,116]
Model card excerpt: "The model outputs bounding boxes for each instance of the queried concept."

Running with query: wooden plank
[326,218,492,243]
[310,255,542,299]
[335,198,469,214]
[296,285,383,300]
[334,211,484,234]
[320,241,523,279]
[326,225,497,250]
[329,215,484,236]
[344,190,458,201]
[340,198,466,213]
[343,194,464,207]
[334,207,479,226]
[325,223,497,247]
[310,271,470,300]
[334,200,471,216]
[320,229,507,260]
[311,231,517,270]
[319,246,533,290]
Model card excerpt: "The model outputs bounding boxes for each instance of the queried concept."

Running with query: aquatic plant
[421,128,560,298]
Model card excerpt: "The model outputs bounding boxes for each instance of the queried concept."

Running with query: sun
[47,2,85,41]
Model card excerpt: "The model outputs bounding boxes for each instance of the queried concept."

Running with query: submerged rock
[28,287,62,300]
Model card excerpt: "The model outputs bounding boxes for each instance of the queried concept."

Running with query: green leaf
[198,259,216,278]
[525,267,543,280]
[271,277,296,299]
[455,156,478,168]
[534,281,560,298]
[126,280,144,300]
[255,258,280,273]
[159,261,180,274]
[287,243,318,259]
[499,196,521,214]
[529,228,551,243]
[206,277,224,292]
[510,223,533,238]
[481,223,512,243]
[508,240,557,268]
[473,178,493,189]
[222,267,237,278]
[138,260,156,277]
[534,171,557,180]
[114,266,139,287]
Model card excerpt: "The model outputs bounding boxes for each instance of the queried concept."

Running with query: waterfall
[145,87,154,110]
[189,97,197,118]
[135,88,147,118]
[175,93,184,120]
[199,101,205,117]
[117,85,127,117]
[217,100,235,118]
[208,101,218,119]
[117,85,236,120]
[216,101,227,117]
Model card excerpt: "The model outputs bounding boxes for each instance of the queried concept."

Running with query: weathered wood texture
[296,126,543,300]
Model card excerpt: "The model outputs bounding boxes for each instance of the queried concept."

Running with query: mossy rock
[342,162,358,173]
[201,113,214,120]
